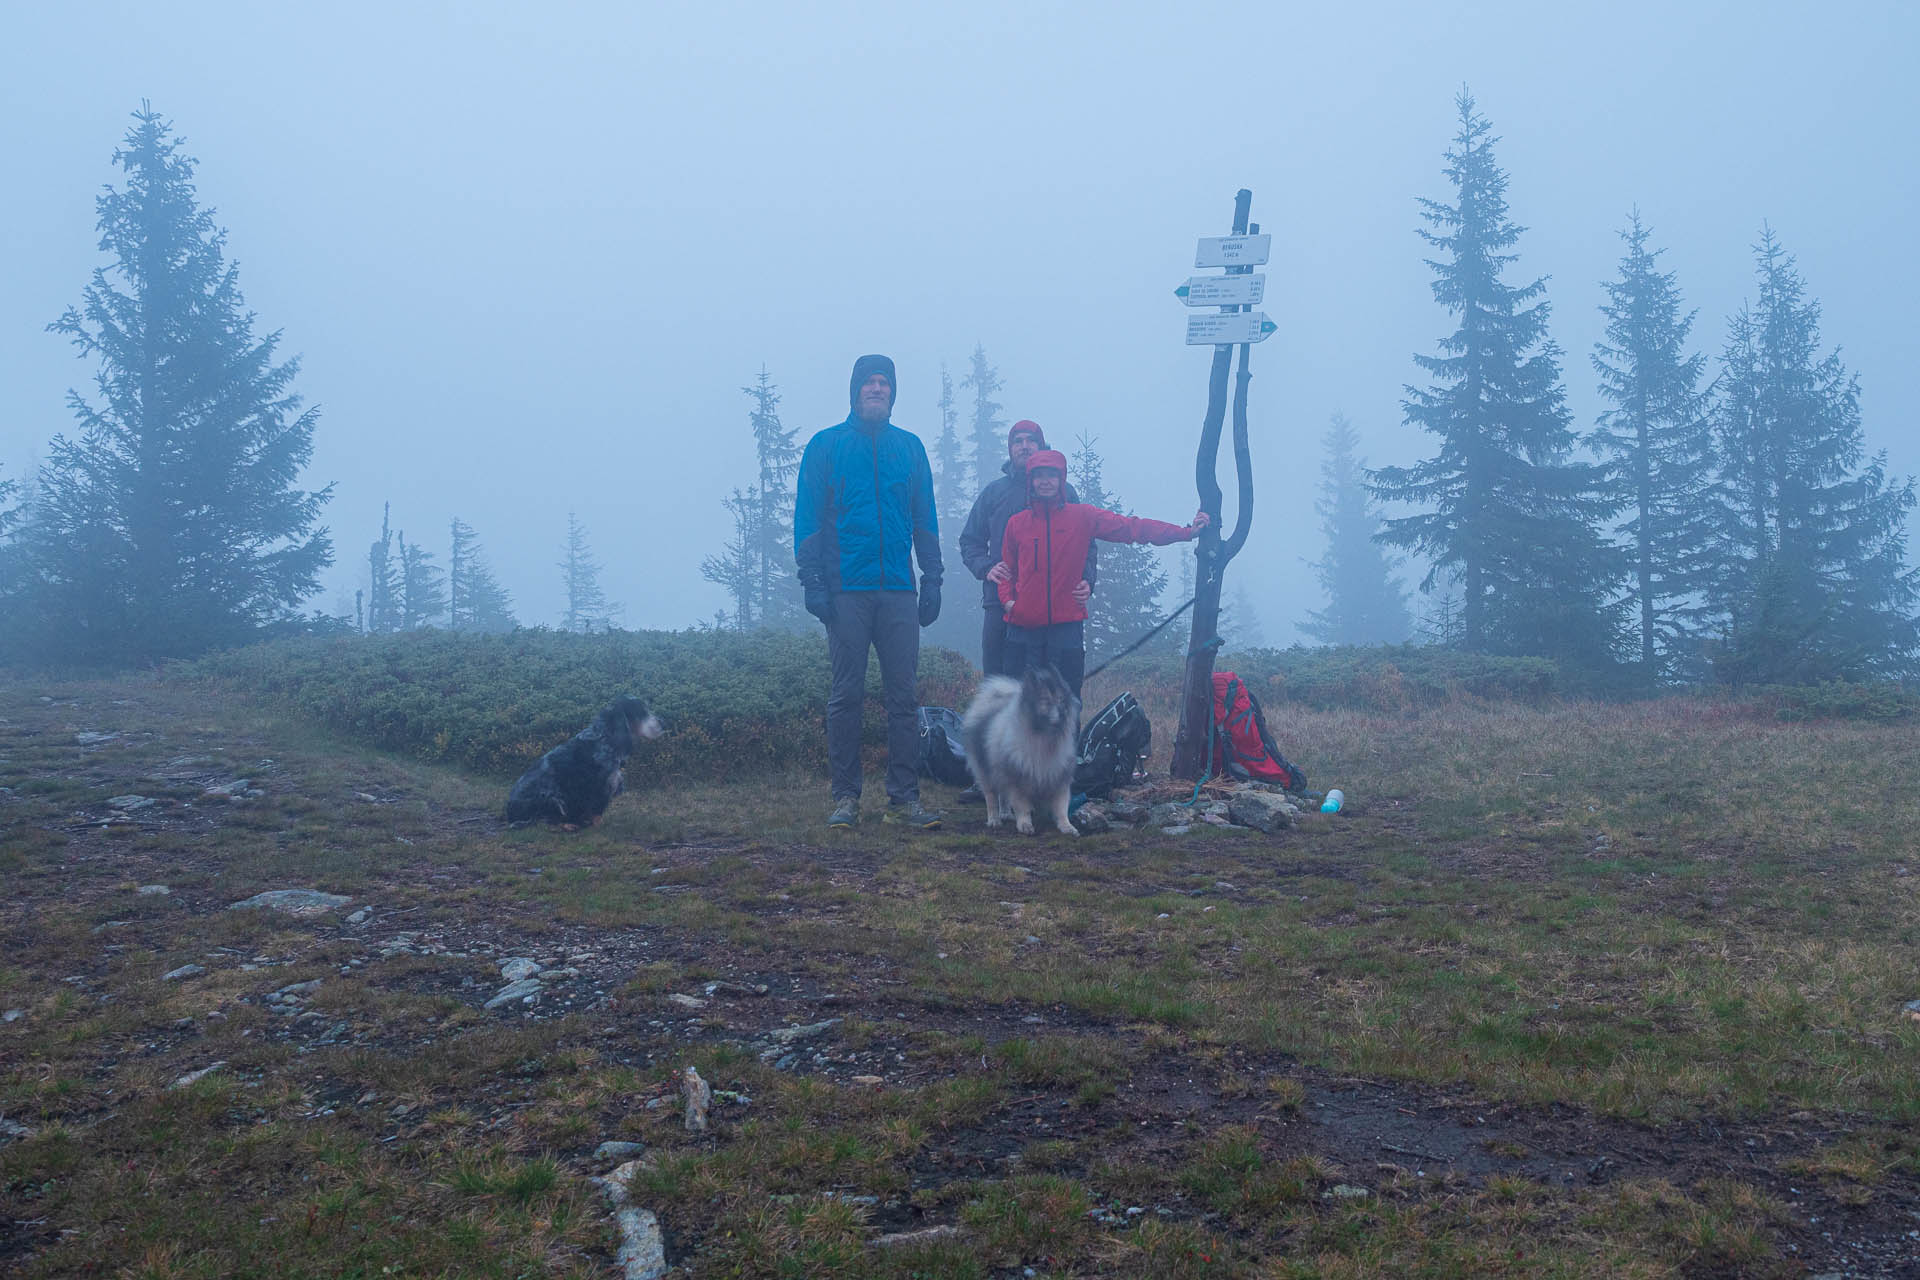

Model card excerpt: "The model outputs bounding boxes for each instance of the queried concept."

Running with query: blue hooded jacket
[794,411,942,593]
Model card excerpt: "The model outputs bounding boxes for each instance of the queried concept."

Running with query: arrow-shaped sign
[1175,274,1266,307]
[1186,312,1278,346]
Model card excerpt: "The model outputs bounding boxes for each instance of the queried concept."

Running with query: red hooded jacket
[997,450,1198,629]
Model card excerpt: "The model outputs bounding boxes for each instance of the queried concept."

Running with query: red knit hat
[1008,420,1046,452]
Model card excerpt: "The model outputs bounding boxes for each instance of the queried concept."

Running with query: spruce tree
[930,363,969,533]
[365,502,401,633]
[700,490,757,628]
[1303,413,1412,645]
[744,367,803,629]
[560,512,619,632]
[1370,89,1623,670]
[1591,212,1717,683]
[448,517,515,632]
[1226,582,1268,651]
[28,105,331,662]
[962,344,1007,494]
[396,531,445,631]
[1069,433,1169,664]
[1709,230,1918,682]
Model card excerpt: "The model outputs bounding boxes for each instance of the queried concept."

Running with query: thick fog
[3,1,1915,641]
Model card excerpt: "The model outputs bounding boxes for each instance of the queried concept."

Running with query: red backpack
[1210,671,1307,791]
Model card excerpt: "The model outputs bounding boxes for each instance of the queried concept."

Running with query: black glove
[917,580,941,627]
[805,585,835,626]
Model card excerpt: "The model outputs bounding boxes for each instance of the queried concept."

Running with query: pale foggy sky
[3,2,1916,641]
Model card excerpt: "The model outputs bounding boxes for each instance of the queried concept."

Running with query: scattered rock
[1227,790,1298,834]
[272,980,323,999]
[1071,804,1111,834]
[850,1075,884,1087]
[345,908,371,926]
[353,792,381,803]
[682,1066,712,1132]
[1213,881,1237,891]
[202,779,265,800]
[162,964,205,981]
[108,795,156,811]
[483,978,543,1010]
[229,889,351,916]
[1327,1184,1370,1200]
[873,1224,962,1248]
[136,884,170,896]
[703,980,770,997]
[499,957,542,982]
[613,1207,668,1280]
[1903,999,1920,1025]
[75,731,120,745]
[666,993,708,1010]
[764,1017,841,1046]
[1107,798,1148,825]
[1160,824,1192,836]
[1146,802,1188,828]
[170,1062,226,1090]
[595,1140,647,1161]
[2,1010,22,1024]
[0,1116,34,1142]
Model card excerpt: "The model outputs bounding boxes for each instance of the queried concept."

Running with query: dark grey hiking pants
[826,589,920,805]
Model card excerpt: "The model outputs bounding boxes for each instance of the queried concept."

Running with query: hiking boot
[956,783,984,804]
[887,801,943,830]
[827,797,859,829]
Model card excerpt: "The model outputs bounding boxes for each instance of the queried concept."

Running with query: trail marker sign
[1175,274,1266,307]
[1185,312,1278,346]
[1194,234,1271,268]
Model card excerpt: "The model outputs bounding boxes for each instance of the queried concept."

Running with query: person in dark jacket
[794,354,944,830]
[994,449,1207,701]
[958,420,1096,678]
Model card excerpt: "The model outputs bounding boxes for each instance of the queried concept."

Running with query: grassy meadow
[1,636,1916,1277]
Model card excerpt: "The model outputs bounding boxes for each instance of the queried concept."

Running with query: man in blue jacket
[794,354,944,830]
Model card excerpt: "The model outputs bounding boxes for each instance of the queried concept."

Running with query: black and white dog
[505,695,663,828]
[961,665,1081,836]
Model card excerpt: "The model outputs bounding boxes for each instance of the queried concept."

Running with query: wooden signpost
[1170,189,1262,780]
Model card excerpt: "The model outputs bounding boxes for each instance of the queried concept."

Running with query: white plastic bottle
[1320,789,1344,814]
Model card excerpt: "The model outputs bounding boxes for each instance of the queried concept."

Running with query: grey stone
[483,978,543,1009]
[272,980,323,999]
[108,795,156,811]
[667,993,708,1010]
[170,1062,226,1090]
[1160,825,1192,836]
[682,1065,712,1132]
[765,1017,841,1045]
[162,964,205,981]
[613,1207,668,1280]
[1228,790,1298,834]
[1146,802,1188,828]
[703,980,770,997]
[499,957,542,982]
[3,1010,22,1023]
[345,908,371,926]
[1071,804,1111,834]
[873,1224,962,1248]
[136,884,170,896]
[0,1116,34,1142]
[1327,1184,1370,1199]
[595,1140,647,1161]
[229,889,351,916]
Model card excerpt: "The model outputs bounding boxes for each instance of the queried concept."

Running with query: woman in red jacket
[990,448,1208,700]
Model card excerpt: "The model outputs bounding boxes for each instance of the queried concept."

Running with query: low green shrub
[198,628,977,782]
[1090,644,1558,713]
[1749,680,1920,723]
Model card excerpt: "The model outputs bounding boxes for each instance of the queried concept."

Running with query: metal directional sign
[1185,311,1278,346]
[1175,274,1266,307]
[1194,234,1271,268]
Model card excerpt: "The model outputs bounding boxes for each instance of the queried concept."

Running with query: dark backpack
[1209,671,1307,791]
[916,706,974,787]
[1074,691,1152,798]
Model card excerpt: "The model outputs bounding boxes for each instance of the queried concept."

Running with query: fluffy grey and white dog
[961,666,1081,836]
